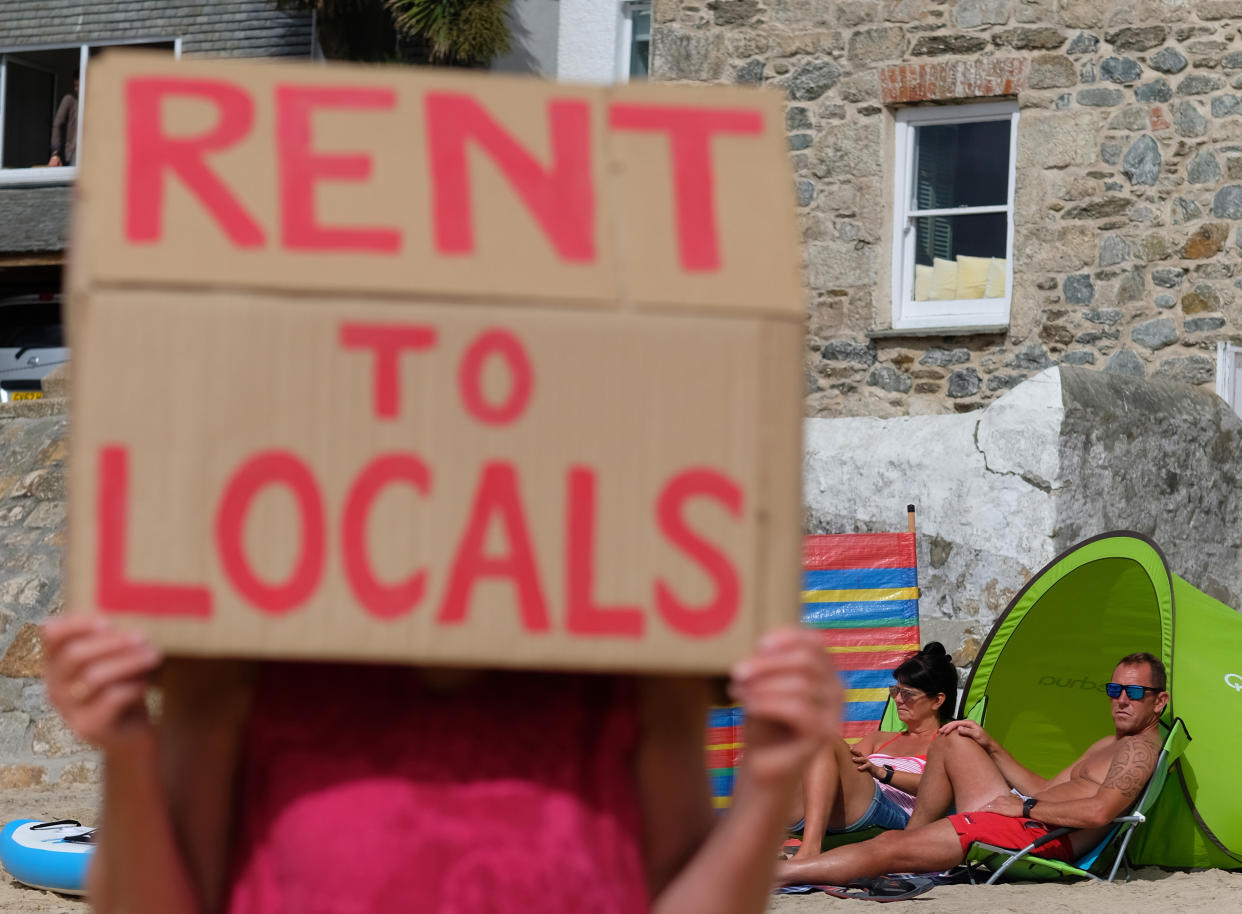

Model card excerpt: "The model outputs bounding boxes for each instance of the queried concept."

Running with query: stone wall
[0,366,1236,776]
[652,0,1242,417]
[0,375,96,787]
[803,366,1242,673]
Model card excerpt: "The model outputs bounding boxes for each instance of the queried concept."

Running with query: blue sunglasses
[1105,682,1160,700]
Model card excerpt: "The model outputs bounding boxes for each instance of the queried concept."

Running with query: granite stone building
[651,0,1242,418]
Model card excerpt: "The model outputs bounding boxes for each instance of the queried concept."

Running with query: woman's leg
[905,731,1009,829]
[791,737,882,859]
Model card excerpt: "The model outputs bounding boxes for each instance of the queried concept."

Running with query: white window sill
[0,167,76,186]
[886,295,1011,336]
[869,324,1009,339]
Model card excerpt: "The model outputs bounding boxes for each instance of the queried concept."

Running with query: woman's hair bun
[896,641,958,723]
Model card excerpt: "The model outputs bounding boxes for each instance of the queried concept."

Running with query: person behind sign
[43,616,841,914]
[48,70,79,167]
[786,642,956,860]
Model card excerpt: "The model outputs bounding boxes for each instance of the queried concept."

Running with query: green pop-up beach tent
[960,532,1242,870]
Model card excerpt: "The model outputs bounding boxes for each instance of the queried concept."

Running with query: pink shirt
[864,732,928,816]
[226,664,648,914]
[864,752,926,816]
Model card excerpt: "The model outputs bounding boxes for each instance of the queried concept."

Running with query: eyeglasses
[1104,683,1161,700]
[888,685,927,703]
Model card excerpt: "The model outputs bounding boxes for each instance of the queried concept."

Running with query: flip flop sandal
[823,875,936,902]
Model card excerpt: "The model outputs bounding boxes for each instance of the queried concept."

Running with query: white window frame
[889,101,1019,333]
[615,1,651,83]
[0,37,181,186]
[1217,341,1242,418]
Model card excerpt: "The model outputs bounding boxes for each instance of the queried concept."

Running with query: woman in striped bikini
[785,643,957,861]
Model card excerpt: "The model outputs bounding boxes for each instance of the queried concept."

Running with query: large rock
[1106,26,1167,51]
[787,60,843,100]
[1028,54,1076,88]
[1100,56,1143,83]
[810,119,882,180]
[912,34,989,55]
[1121,134,1161,185]
[1174,101,1208,137]
[1131,317,1178,350]
[803,367,1242,662]
[652,29,727,80]
[1150,47,1189,74]
[952,0,1010,27]
[1017,112,1097,169]
[1213,185,1242,218]
[805,238,878,288]
[847,27,905,63]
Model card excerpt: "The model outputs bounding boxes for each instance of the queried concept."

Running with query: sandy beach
[0,782,1237,914]
[0,784,97,914]
[770,868,1242,913]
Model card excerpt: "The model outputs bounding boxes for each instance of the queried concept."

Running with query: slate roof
[0,0,313,58]
[0,186,71,253]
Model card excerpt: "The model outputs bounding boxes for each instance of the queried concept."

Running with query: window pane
[629,10,651,78]
[1232,350,1242,411]
[914,119,1010,210]
[1,48,78,168]
[912,212,1008,301]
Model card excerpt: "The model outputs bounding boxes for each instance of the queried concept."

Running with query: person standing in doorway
[48,71,79,167]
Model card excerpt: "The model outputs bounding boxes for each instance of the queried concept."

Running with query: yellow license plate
[10,391,42,401]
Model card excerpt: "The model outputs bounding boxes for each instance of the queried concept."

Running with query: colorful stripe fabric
[706,705,744,809]
[708,532,920,809]
[803,533,920,740]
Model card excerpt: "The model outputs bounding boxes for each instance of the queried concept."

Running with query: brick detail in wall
[879,59,1028,105]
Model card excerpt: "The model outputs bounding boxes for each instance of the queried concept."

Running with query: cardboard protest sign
[66,53,805,673]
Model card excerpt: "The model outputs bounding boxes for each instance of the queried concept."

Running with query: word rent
[125,77,763,271]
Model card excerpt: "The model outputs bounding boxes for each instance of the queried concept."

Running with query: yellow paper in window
[985,258,1006,298]
[954,255,990,300]
[930,257,958,301]
[914,264,933,301]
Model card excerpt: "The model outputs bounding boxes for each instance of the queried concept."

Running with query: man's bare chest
[1068,742,1116,786]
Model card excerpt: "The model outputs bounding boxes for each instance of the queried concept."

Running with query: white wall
[557,0,623,85]
[490,0,559,77]
[803,366,1242,665]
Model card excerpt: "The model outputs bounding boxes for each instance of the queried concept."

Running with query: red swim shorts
[947,811,1075,862]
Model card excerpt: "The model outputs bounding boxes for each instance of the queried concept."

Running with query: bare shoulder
[855,731,882,754]
[1100,730,1161,801]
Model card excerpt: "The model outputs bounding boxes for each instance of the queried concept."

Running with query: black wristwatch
[880,765,894,785]
[1022,796,1039,818]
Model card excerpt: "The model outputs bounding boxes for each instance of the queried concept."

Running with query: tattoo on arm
[1102,738,1157,801]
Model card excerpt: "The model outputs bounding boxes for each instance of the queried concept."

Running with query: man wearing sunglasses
[777,652,1168,886]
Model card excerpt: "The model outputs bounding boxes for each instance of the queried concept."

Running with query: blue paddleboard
[0,818,95,895]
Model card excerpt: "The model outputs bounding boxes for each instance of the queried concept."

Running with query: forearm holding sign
[42,617,202,914]
[644,629,841,914]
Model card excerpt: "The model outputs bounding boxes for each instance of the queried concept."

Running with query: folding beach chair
[965,717,1191,884]
[708,508,922,813]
